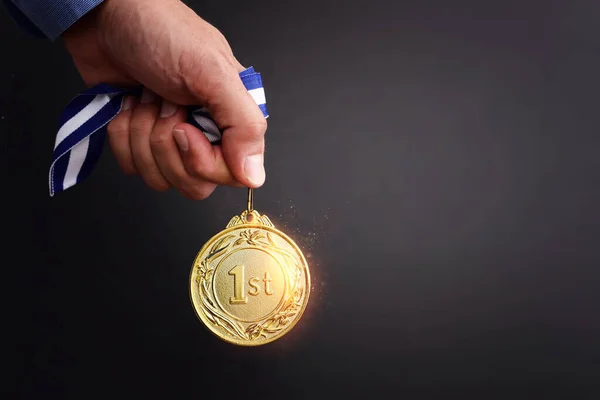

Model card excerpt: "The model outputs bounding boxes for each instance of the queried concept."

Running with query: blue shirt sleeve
[5,0,104,40]
[3,0,45,37]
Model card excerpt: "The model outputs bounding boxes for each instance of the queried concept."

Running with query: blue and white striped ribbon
[49,66,268,196]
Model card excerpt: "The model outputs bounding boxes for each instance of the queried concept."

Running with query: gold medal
[189,189,311,346]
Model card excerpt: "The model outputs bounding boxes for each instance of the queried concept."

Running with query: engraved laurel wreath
[194,225,305,341]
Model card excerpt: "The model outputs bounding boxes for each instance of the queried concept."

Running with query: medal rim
[189,221,311,346]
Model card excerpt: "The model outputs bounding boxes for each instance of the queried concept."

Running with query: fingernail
[122,96,134,111]
[160,100,178,118]
[140,88,156,104]
[244,154,265,185]
[173,128,189,152]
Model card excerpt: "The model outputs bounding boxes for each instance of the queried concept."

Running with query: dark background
[3,0,600,398]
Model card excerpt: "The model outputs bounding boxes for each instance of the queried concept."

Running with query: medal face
[190,209,310,346]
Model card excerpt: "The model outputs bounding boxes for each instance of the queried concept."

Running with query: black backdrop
[3,0,600,398]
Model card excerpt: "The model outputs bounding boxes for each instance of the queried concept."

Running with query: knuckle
[186,184,214,200]
[148,180,171,192]
[130,115,157,138]
[180,49,235,97]
[107,120,128,139]
[245,120,268,139]
[189,189,210,201]
[179,190,194,200]
[189,160,210,179]
[149,130,171,149]
[181,149,210,179]
[143,172,170,192]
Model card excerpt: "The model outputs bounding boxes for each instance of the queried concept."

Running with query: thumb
[202,63,268,188]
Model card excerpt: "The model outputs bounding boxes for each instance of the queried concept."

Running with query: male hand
[61,0,267,200]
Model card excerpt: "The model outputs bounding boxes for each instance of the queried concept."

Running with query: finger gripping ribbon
[49,66,268,196]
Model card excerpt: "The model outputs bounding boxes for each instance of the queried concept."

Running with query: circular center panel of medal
[213,248,286,323]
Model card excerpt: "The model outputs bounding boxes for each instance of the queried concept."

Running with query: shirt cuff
[9,0,104,40]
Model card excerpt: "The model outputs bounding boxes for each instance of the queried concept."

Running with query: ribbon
[49,66,268,196]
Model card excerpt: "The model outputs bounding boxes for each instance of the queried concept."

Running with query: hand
[61,0,267,200]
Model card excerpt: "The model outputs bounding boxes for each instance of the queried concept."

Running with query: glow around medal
[189,189,311,346]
